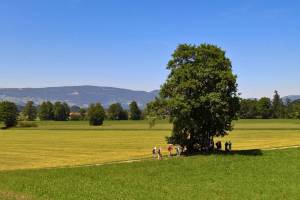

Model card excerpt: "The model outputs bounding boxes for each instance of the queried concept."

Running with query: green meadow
[0,119,299,199]
[0,148,299,200]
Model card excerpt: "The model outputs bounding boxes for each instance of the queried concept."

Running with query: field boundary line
[40,157,154,170]
[46,145,300,170]
[262,145,300,151]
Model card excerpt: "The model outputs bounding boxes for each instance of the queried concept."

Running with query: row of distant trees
[240,91,300,119]
[0,101,142,128]
[1,90,300,128]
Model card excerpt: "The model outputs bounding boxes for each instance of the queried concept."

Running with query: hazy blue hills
[0,86,299,108]
[0,86,160,108]
[282,95,300,103]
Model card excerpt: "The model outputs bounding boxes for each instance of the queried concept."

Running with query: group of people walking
[152,146,163,160]
[152,145,182,160]
[153,141,233,159]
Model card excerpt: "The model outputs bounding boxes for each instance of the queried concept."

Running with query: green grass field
[0,148,299,200]
[0,119,300,170]
[0,119,299,199]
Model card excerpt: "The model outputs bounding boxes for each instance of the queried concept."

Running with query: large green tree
[38,101,54,120]
[258,97,272,119]
[290,100,300,119]
[107,103,128,120]
[0,101,18,128]
[87,103,106,126]
[53,102,69,121]
[152,44,240,152]
[63,102,70,117]
[129,101,142,120]
[239,99,259,119]
[272,90,284,118]
[22,101,37,121]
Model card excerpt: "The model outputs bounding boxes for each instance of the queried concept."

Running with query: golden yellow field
[0,119,299,170]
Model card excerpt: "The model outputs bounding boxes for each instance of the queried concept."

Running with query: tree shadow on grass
[186,149,263,157]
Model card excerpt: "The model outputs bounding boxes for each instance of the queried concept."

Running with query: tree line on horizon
[0,90,299,129]
[0,91,299,129]
[0,100,143,128]
[240,90,300,119]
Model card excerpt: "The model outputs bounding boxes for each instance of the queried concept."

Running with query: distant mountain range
[0,86,299,108]
[0,86,160,108]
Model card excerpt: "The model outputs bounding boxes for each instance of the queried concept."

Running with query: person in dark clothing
[216,141,222,150]
[157,147,163,160]
[225,141,229,152]
[228,141,232,151]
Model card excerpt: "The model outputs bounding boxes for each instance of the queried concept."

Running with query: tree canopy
[239,99,259,119]
[289,100,300,119]
[150,44,240,152]
[0,101,18,128]
[87,103,106,126]
[258,97,272,119]
[107,103,128,120]
[38,101,54,120]
[272,90,284,118]
[22,101,37,121]
[129,101,142,120]
[53,102,69,121]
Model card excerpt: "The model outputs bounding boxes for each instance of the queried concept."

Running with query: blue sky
[0,0,299,98]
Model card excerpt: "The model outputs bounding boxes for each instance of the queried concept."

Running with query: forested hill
[0,86,159,108]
